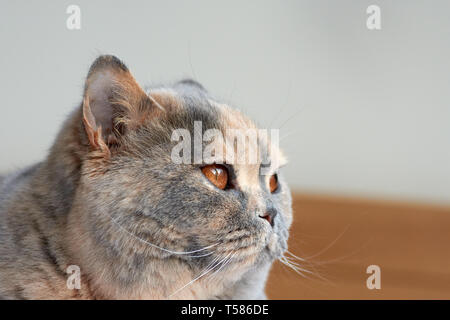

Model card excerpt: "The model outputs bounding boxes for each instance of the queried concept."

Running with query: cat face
[75,56,292,284]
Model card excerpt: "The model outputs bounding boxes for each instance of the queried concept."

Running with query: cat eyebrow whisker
[109,215,218,256]
[146,89,166,112]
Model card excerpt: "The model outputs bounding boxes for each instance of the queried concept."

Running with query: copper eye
[269,174,278,193]
[201,164,228,190]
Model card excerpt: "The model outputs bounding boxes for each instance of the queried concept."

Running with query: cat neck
[31,107,86,219]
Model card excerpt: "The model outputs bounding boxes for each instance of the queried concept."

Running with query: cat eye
[201,164,228,190]
[269,174,278,193]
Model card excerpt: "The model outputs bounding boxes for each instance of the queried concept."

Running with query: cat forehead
[209,99,287,166]
[146,86,287,166]
[148,86,261,132]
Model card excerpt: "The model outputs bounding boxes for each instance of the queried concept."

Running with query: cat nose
[258,209,277,227]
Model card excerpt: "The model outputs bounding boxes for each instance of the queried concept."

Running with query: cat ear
[82,55,153,154]
[175,79,207,94]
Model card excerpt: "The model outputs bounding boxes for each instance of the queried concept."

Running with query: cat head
[72,55,292,289]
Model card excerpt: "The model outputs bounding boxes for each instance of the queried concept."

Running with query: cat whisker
[281,253,332,283]
[283,256,303,267]
[279,130,299,143]
[285,250,306,262]
[146,89,166,112]
[109,215,218,256]
[208,251,236,280]
[303,225,350,260]
[279,255,314,278]
[185,251,216,258]
[279,258,305,277]
[284,252,321,274]
[268,79,292,129]
[277,107,304,130]
[167,252,233,298]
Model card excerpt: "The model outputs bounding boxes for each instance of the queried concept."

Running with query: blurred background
[1,1,449,298]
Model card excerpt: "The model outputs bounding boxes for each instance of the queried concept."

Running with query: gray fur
[0,55,292,299]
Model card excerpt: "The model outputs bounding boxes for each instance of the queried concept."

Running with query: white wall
[1,1,449,204]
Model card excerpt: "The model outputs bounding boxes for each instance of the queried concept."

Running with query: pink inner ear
[82,96,97,131]
[81,55,154,151]
[86,71,115,134]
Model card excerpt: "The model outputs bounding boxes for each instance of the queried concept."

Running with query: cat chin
[260,231,288,261]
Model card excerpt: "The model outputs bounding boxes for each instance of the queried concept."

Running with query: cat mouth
[264,230,287,259]
[205,221,286,267]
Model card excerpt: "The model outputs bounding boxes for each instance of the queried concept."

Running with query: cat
[0,55,292,299]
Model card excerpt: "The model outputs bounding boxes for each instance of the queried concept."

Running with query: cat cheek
[267,232,279,252]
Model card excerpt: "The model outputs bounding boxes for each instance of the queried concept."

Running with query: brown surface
[266,193,450,299]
